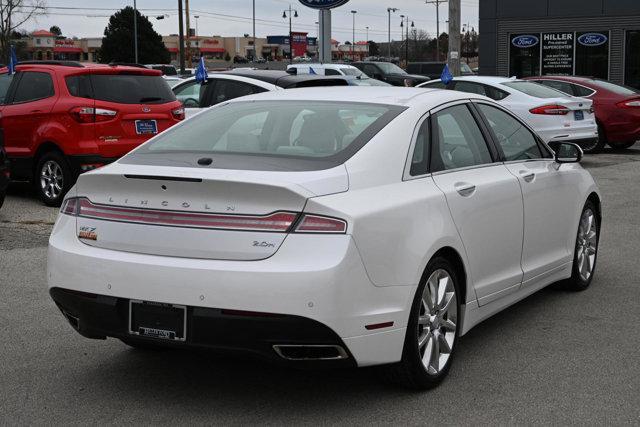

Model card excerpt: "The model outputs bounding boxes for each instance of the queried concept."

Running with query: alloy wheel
[417,269,457,375]
[577,208,598,281]
[40,160,64,200]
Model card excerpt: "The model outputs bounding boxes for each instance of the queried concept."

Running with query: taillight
[294,214,347,234]
[61,197,348,234]
[172,107,185,120]
[529,104,570,115]
[616,99,640,108]
[69,107,117,123]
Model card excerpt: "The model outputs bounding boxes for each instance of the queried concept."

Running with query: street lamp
[133,0,138,63]
[282,6,299,64]
[351,10,357,61]
[194,15,199,37]
[387,7,399,60]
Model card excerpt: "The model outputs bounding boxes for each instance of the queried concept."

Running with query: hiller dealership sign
[298,0,350,9]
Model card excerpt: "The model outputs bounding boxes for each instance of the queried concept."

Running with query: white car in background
[287,63,367,77]
[419,76,600,153]
[48,87,601,389]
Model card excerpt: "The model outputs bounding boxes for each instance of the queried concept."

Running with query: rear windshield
[592,79,639,95]
[502,81,568,99]
[66,74,176,104]
[125,101,405,171]
[341,68,362,77]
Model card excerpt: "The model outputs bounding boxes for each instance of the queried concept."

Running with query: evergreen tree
[99,6,170,64]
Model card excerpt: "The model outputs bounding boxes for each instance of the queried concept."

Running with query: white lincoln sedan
[48,88,601,389]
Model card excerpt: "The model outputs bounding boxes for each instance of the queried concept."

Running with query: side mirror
[554,142,583,164]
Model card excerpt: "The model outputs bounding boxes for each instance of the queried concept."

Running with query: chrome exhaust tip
[273,344,349,361]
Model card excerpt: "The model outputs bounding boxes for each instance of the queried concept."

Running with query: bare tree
[0,0,47,62]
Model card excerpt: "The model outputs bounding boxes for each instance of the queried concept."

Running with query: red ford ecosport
[0,61,184,206]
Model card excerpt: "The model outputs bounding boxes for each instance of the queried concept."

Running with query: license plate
[135,119,158,135]
[574,110,584,121]
[129,300,186,341]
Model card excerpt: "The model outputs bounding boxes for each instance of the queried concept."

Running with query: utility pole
[387,7,398,60]
[351,10,357,61]
[178,0,185,74]
[252,0,256,59]
[400,16,413,66]
[185,0,191,67]
[448,0,460,76]
[133,0,138,63]
[426,0,447,61]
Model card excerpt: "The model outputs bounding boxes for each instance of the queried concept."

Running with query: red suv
[0,61,184,206]
[525,76,640,152]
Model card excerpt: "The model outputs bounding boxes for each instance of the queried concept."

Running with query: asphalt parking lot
[1,147,639,425]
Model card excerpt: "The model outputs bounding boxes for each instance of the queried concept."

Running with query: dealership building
[479,0,640,89]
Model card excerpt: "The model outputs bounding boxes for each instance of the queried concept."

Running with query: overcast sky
[22,0,479,42]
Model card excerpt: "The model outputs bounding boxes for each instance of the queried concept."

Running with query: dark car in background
[407,61,475,80]
[352,61,429,86]
[525,76,640,150]
[145,64,179,76]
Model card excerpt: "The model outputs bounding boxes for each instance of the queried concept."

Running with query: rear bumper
[67,155,118,175]
[50,287,356,367]
[47,214,414,367]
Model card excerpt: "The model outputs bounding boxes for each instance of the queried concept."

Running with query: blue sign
[578,33,608,47]
[512,35,539,48]
[298,0,350,10]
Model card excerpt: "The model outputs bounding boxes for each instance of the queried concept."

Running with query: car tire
[582,124,606,154]
[383,256,460,390]
[0,192,4,209]
[561,200,600,292]
[607,141,637,150]
[35,151,73,207]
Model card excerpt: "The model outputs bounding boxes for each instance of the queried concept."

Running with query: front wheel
[561,201,599,291]
[384,257,460,389]
[607,141,637,150]
[35,152,73,207]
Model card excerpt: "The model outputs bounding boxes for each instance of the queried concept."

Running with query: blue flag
[195,56,207,84]
[309,67,317,75]
[8,45,18,75]
[440,63,453,85]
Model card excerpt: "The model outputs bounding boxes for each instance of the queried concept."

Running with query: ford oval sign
[298,0,350,9]
[578,33,608,47]
[512,35,539,48]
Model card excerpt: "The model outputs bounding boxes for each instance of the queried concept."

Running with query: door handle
[454,182,476,197]
[30,110,43,113]
[519,171,535,183]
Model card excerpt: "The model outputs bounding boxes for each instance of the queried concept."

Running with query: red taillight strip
[76,198,298,232]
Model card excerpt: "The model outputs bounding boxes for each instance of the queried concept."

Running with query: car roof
[445,75,520,85]
[14,61,162,76]
[288,63,357,70]
[223,86,487,109]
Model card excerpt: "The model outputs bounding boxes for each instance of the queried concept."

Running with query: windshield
[128,101,404,169]
[592,79,639,95]
[502,81,569,99]
[376,62,407,75]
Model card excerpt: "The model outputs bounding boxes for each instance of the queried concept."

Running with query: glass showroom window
[509,34,541,77]
[625,30,640,90]
[575,31,610,80]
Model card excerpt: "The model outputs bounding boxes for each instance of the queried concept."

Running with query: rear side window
[129,101,405,170]
[66,75,93,98]
[90,74,176,104]
[431,104,493,172]
[502,81,568,99]
[0,74,14,103]
[12,71,54,103]
[571,84,595,97]
[410,117,430,176]
[454,81,487,96]
[325,69,341,76]
[537,80,574,95]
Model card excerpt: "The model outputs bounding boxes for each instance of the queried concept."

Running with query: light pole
[252,0,256,59]
[282,6,298,64]
[351,10,357,61]
[133,0,138,63]
[426,0,447,61]
[194,15,199,37]
[400,16,414,65]
[387,7,398,60]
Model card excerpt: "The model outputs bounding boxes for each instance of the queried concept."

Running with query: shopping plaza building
[23,30,367,64]
[479,0,640,89]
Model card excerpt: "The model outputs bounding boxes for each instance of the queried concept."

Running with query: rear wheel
[581,124,605,154]
[607,141,637,150]
[35,151,72,207]
[384,257,460,389]
[561,201,599,291]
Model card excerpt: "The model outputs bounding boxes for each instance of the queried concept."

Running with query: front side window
[210,80,266,106]
[12,71,54,103]
[0,73,15,104]
[477,103,544,161]
[173,81,202,108]
[128,101,404,170]
[431,104,493,172]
